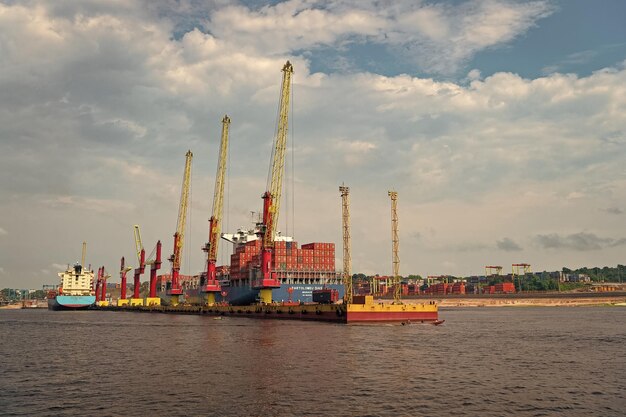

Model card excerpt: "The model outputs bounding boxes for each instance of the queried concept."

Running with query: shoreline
[418,297,626,308]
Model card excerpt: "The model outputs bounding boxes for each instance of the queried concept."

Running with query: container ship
[164,227,344,306]
[48,262,96,310]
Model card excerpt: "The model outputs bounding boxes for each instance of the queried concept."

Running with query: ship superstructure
[48,242,96,310]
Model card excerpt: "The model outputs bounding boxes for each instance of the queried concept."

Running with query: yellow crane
[202,115,230,305]
[339,185,352,305]
[167,150,193,306]
[389,190,401,303]
[255,61,294,304]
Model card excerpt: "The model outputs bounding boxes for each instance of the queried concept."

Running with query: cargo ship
[159,227,344,306]
[48,262,96,310]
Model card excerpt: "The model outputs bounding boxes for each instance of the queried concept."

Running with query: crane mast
[389,191,401,303]
[202,115,230,304]
[340,185,352,305]
[81,241,87,268]
[255,61,294,304]
[167,150,193,305]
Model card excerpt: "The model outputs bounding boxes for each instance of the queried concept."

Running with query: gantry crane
[254,61,294,304]
[167,150,193,306]
[485,265,503,276]
[201,116,230,305]
[340,185,352,304]
[512,263,531,293]
[389,190,401,304]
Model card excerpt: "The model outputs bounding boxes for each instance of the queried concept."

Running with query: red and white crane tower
[201,115,230,305]
[167,150,193,306]
[254,61,294,304]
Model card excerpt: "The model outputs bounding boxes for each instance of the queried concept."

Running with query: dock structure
[100,296,438,324]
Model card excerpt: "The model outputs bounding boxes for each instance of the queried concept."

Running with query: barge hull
[100,301,439,324]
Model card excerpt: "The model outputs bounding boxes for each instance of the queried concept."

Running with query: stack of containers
[407,283,420,295]
[423,282,450,295]
[450,282,466,295]
[301,243,335,271]
[494,282,515,293]
[483,285,496,294]
[229,240,336,276]
[401,283,409,296]
[230,240,262,280]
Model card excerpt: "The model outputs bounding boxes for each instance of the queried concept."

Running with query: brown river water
[1,307,624,416]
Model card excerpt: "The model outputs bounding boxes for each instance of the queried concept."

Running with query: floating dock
[97,295,438,324]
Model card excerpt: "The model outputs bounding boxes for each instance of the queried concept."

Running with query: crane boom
[168,150,193,302]
[263,61,294,248]
[202,116,230,303]
[133,225,143,265]
[255,61,293,302]
[209,115,230,262]
[174,150,193,270]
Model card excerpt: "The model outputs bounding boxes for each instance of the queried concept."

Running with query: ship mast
[81,241,87,267]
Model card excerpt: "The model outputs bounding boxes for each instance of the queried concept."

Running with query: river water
[0,307,624,416]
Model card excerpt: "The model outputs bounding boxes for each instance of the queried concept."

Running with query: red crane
[167,151,193,306]
[253,61,294,305]
[201,116,230,304]
[146,240,162,306]
[131,248,145,305]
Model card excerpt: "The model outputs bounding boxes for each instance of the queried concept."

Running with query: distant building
[560,273,591,283]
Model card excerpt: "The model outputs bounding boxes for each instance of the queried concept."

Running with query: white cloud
[0,0,623,286]
[204,0,555,75]
[0,227,7,236]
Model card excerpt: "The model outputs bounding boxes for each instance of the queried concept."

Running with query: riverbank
[400,295,626,308]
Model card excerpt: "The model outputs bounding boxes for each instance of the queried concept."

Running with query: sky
[0,0,625,289]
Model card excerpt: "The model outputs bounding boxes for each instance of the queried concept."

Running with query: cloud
[206,0,555,75]
[0,227,7,236]
[496,237,522,251]
[603,207,623,215]
[333,139,378,166]
[0,0,623,286]
[534,232,626,251]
